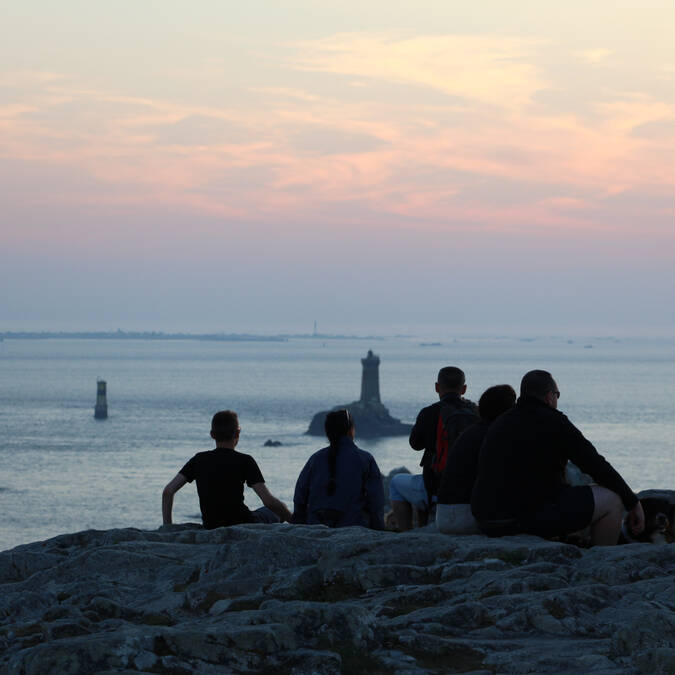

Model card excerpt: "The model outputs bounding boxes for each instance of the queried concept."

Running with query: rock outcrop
[307,399,412,439]
[1,519,674,673]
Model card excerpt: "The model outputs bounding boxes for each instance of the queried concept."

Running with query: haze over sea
[1,335,674,552]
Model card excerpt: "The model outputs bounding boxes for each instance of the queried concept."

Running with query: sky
[2,1,675,336]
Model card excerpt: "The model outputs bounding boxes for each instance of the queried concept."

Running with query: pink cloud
[2,28,675,258]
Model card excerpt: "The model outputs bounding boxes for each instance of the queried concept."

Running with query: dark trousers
[250,507,280,523]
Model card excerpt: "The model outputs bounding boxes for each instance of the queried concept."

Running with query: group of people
[392,367,644,545]
[162,408,384,530]
[162,366,645,546]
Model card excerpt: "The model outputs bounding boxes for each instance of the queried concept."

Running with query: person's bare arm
[626,500,645,535]
[162,473,188,525]
[251,482,292,522]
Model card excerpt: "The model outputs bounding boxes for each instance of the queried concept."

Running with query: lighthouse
[94,380,108,419]
[359,350,381,404]
[306,350,411,437]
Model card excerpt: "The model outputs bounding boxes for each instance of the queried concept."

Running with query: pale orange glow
[1,7,674,262]
[3,2,675,335]
[292,33,547,109]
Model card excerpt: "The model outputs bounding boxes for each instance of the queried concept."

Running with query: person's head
[520,370,560,409]
[478,384,516,423]
[435,366,467,397]
[324,409,354,447]
[210,410,240,444]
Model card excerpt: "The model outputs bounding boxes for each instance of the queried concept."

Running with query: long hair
[478,384,516,423]
[324,409,353,496]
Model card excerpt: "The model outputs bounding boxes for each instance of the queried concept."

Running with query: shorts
[521,485,595,538]
[250,506,280,524]
[436,503,481,535]
[389,473,430,511]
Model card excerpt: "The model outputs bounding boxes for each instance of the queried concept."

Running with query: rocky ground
[1,520,674,674]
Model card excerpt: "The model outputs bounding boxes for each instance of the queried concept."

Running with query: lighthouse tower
[94,380,108,419]
[359,350,381,404]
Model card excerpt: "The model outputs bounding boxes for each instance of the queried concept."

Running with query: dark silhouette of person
[390,366,477,530]
[471,370,644,545]
[293,409,384,529]
[436,384,516,534]
[162,410,291,528]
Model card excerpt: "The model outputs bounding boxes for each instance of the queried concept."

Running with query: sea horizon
[1,334,674,551]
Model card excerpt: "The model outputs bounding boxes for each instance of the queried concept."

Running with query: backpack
[433,399,478,476]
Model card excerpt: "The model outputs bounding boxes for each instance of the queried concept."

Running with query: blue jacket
[293,437,385,529]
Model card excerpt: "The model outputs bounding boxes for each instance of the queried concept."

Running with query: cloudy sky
[2,1,675,335]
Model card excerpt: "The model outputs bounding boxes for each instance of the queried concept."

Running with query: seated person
[162,410,292,528]
[293,409,384,529]
[436,384,516,534]
[471,370,644,545]
[390,366,477,530]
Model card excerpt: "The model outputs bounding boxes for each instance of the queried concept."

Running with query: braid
[326,445,339,496]
[324,410,352,496]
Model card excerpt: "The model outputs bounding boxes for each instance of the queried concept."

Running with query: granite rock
[307,399,412,438]
[1,517,674,674]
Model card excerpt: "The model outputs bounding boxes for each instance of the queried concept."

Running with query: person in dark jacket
[292,409,384,529]
[471,370,645,545]
[389,366,477,530]
[436,384,516,534]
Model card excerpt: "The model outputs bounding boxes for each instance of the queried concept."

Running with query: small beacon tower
[94,379,108,419]
[360,350,381,404]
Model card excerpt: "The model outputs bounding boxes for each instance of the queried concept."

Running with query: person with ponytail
[292,409,385,529]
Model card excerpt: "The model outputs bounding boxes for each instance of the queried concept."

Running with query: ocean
[1,335,673,552]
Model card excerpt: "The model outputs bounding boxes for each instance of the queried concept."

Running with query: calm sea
[1,336,674,552]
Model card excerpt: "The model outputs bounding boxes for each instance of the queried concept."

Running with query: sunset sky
[2,1,675,335]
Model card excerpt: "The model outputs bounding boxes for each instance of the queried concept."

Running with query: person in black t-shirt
[162,410,292,528]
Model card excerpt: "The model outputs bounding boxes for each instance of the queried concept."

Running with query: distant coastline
[0,330,382,342]
[0,330,286,342]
